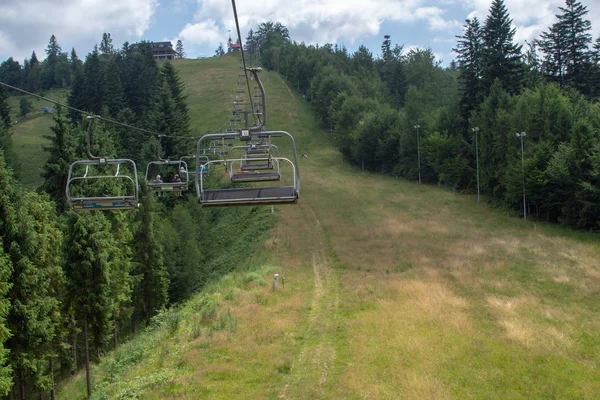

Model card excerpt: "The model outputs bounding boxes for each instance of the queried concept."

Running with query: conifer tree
[41,35,61,89]
[556,0,593,95]
[103,57,125,118]
[161,62,190,151]
[69,48,83,81]
[0,153,63,398]
[82,46,105,115]
[100,33,114,56]
[454,18,484,120]
[40,105,76,212]
[0,245,12,397]
[176,40,185,58]
[481,0,524,94]
[27,52,41,92]
[132,194,168,329]
[64,212,114,398]
[0,86,11,129]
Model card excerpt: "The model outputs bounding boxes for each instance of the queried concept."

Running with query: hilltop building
[131,41,177,61]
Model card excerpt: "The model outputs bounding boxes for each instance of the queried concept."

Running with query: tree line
[0,33,271,399]
[249,0,600,229]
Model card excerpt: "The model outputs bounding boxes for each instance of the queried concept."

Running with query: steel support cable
[231,0,260,128]
[0,80,203,141]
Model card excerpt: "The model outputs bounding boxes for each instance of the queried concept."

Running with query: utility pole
[516,132,527,221]
[414,125,421,184]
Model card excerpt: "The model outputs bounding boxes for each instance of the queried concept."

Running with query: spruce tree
[0,153,63,398]
[556,0,593,95]
[103,57,125,118]
[0,86,11,129]
[161,62,190,150]
[41,34,61,89]
[40,105,76,212]
[132,194,168,328]
[99,33,114,56]
[64,212,114,398]
[27,52,41,93]
[481,0,524,94]
[454,17,484,120]
[82,46,105,115]
[176,40,185,58]
[0,245,12,397]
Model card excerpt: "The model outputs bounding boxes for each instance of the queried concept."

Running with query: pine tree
[41,34,61,89]
[69,48,83,82]
[106,212,133,349]
[215,44,225,57]
[27,52,41,92]
[0,244,12,397]
[99,33,114,56]
[64,212,114,398]
[40,105,76,212]
[454,18,484,120]
[0,153,63,398]
[481,0,524,94]
[161,62,190,154]
[132,194,168,329]
[556,0,593,95]
[148,75,179,156]
[103,57,125,117]
[82,46,105,114]
[175,40,185,59]
[0,86,11,129]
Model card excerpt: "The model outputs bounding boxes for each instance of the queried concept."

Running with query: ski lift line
[0,80,202,141]
[231,0,259,128]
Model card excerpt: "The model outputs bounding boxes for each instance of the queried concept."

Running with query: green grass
[6,89,68,189]
[56,55,600,399]
[10,114,55,189]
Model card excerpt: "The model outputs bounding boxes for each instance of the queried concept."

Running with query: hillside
[57,54,600,399]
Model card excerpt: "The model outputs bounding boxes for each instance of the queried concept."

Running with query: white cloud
[0,0,158,62]
[179,0,462,53]
[179,20,225,45]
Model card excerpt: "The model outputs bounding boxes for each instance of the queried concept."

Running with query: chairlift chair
[66,116,140,211]
[145,160,189,192]
[195,130,300,207]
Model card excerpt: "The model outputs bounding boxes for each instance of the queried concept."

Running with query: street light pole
[516,132,527,221]
[414,125,421,184]
[472,127,480,203]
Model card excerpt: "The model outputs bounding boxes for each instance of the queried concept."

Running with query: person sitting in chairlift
[198,163,206,174]
[152,175,163,196]
[173,174,182,196]
[179,166,187,178]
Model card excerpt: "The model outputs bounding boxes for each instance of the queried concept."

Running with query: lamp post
[472,127,480,203]
[414,125,421,184]
[516,132,526,221]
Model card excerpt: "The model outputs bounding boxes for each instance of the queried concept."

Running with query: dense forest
[0,33,273,399]
[247,0,600,229]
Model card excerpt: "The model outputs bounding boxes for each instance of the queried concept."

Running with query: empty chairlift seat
[195,131,301,207]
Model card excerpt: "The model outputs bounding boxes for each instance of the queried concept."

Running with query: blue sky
[0,0,599,66]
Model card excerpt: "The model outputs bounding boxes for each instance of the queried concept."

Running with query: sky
[0,0,599,66]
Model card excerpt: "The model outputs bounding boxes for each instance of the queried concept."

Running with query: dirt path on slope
[279,204,341,399]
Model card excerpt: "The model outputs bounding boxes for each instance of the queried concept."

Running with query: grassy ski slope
[58,54,600,399]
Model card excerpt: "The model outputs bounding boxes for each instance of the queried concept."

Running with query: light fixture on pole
[414,125,421,184]
[472,127,480,203]
[516,132,527,221]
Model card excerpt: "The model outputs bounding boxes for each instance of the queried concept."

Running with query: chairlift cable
[231,0,259,127]
[0,80,202,141]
